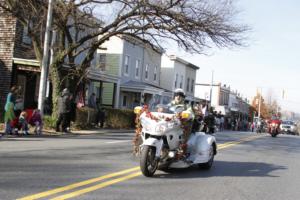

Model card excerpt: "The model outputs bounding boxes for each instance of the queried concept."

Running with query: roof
[120,35,165,54]
[87,68,120,83]
[168,55,199,70]
[121,80,165,94]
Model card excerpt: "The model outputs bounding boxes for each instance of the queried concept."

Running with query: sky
[171,0,300,113]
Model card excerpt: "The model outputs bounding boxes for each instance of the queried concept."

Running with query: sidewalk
[43,128,135,136]
[0,122,134,137]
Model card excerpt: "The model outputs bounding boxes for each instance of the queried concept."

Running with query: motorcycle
[268,119,281,137]
[134,103,217,177]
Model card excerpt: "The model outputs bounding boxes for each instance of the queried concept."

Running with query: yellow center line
[50,172,142,200]
[17,167,140,200]
[17,134,263,200]
[218,135,262,149]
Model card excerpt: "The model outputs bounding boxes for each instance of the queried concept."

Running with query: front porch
[120,80,172,109]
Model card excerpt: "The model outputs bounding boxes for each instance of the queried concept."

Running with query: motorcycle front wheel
[140,145,158,177]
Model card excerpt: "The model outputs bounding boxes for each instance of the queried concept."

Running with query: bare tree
[264,88,281,118]
[251,93,269,119]
[1,0,249,116]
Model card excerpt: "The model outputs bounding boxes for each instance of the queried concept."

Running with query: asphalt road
[0,131,300,200]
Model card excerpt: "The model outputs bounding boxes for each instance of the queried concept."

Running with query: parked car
[280,120,298,135]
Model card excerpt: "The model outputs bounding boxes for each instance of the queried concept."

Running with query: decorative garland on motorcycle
[133,105,216,177]
[133,105,191,156]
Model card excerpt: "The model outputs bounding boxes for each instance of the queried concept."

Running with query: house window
[22,25,32,45]
[186,78,190,92]
[124,55,129,75]
[154,65,157,81]
[135,59,140,78]
[98,54,106,70]
[122,95,127,107]
[191,79,194,92]
[145,64,149,79]
[175,73,178,88]
[180,75,183,88]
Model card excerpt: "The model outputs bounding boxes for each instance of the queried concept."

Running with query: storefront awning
[230,107,239,112]
[13,58,41,72]
[216,105,230,115]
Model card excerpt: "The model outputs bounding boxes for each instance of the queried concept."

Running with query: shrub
[43,115,57,130]
[74,107,98,129]
[0,114,3,123]
[68,107,135,130]
[105,108,135,129]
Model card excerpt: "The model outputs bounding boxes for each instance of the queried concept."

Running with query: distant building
[161,55,200,103]
[195,83,230,115]
[0,7,120,113]
[97,35,165,109]
[0,6,40,113]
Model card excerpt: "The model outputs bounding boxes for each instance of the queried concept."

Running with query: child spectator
[29,109,43,135]
[19,111,29,135]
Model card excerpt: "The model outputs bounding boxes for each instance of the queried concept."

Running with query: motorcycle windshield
[147,95,184,114]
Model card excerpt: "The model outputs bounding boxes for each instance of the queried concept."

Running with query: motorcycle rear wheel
[198,145,214,170]
[140,145,158,177]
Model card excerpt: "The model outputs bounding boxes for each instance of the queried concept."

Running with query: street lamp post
[38,0,54,116]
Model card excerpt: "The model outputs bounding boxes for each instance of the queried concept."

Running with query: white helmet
[174,88,185,98]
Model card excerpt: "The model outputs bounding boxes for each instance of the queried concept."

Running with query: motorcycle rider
[169,88,194,158]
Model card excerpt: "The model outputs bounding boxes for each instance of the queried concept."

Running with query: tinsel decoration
[178,115,193,158]
[132,105,148,155]
[132,105,186,156]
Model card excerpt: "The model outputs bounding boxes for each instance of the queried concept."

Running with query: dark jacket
[58,91,70,114]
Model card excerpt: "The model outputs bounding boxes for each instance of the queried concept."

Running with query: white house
[96,35,165,109]
[161,55,200,103]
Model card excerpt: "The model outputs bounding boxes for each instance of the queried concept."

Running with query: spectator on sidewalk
[97,107,106,128]
[56,88,71,133]
[19,111,29,135]
[4,96,15,135]
[88,93,97,109]
[88,93,98,126]
[14,95,23,118]
[29,109,43,135]
[4,86,18,112]
[220,114,224,131]
[67,94,76,132]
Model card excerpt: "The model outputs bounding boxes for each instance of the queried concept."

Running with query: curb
[1,128,135,137]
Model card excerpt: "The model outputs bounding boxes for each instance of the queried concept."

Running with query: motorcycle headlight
[272,123,276,127]
[134,106,142,114]
[181,111,190,119]
[155,124,167,134]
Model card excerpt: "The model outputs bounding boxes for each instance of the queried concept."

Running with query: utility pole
[258,88,262,120]
[38,0,54,115]
[209,70,214,108]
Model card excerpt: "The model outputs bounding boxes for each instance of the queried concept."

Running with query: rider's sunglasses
[175,93,185,97]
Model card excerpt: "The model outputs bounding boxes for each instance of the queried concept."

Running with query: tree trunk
[50,64,61,118]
